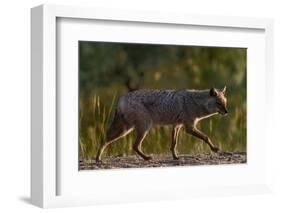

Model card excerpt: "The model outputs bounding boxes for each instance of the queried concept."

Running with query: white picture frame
[31,4,274,208]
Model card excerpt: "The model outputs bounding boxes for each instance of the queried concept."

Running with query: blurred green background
[79,41,246,159]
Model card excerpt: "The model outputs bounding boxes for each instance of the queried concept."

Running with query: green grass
[79,93,246,159]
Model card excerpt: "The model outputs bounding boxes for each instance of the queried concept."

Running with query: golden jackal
[96,87,228,162]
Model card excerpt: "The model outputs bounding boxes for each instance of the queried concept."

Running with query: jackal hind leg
[170,125,182,160]
[96,121,133,163]
[133,121,152,161]
[133,131,151,161]
[185,126,219,153]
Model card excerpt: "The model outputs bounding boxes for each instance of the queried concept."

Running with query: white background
[0,0,281,212]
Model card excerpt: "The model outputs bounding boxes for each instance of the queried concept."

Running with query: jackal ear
[222,86,226,94]
[210,88,218,97]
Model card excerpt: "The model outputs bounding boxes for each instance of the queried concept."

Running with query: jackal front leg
[186,126,219,153]
[170,125,182,160]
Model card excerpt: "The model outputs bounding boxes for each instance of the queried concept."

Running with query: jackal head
[209,86,228,115]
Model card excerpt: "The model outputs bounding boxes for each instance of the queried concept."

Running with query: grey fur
[96,87,228,162]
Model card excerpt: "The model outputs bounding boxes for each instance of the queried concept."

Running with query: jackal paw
[96,158,103,163]
[143,156,152,161]
[211,146,219,153]
[172,155,180,160]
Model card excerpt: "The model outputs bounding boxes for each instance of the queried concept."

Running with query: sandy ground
[79,151,246,170]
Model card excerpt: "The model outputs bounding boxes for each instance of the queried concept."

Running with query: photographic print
[78,42,247,170]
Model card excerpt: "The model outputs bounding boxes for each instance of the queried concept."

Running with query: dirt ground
[79,151,246,170]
